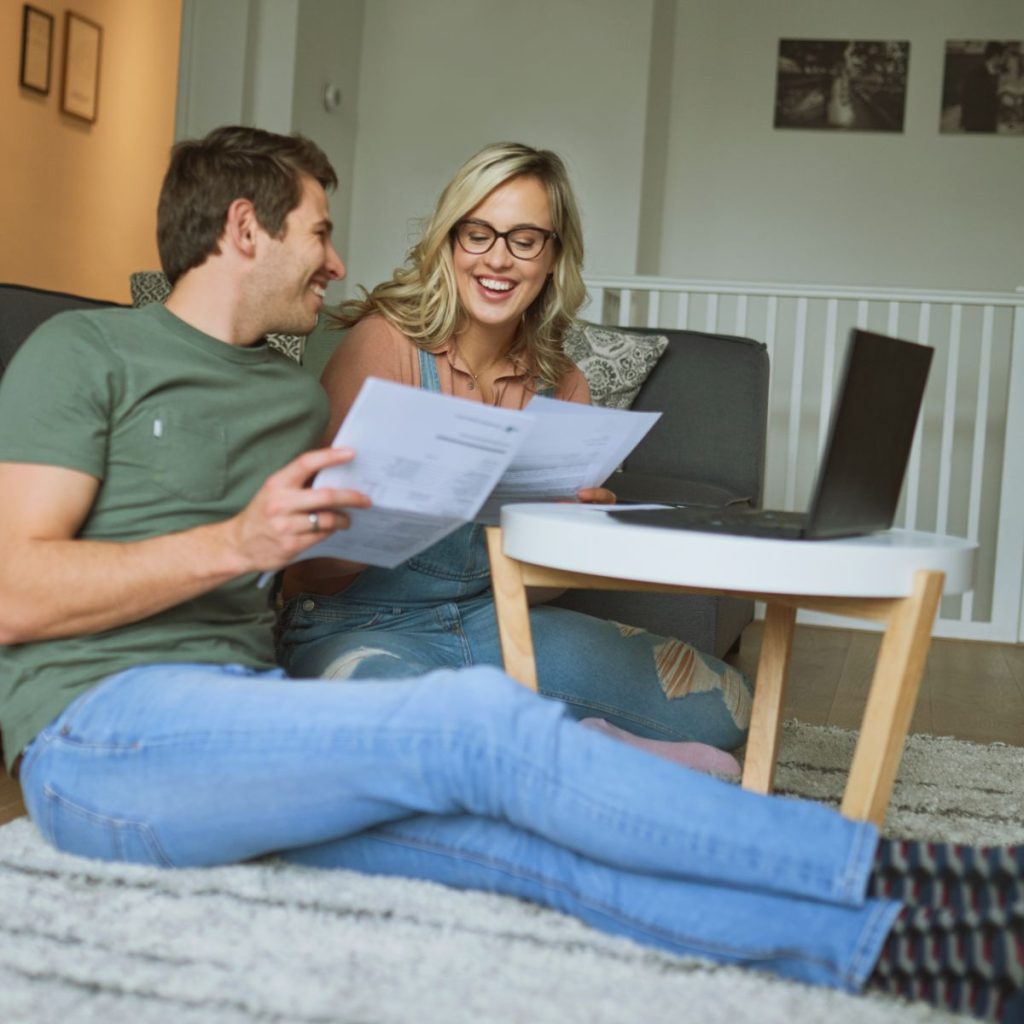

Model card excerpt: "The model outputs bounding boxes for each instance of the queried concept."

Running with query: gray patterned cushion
[129,271,305,362]
[563,322,669,409]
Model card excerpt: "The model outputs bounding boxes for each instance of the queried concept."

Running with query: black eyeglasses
[453,220,558,261]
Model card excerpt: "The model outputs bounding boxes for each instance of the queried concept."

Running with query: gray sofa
[553,325,769,657]
[0,282,769,658]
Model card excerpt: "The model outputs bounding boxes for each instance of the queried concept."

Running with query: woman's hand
[576,486,616,504]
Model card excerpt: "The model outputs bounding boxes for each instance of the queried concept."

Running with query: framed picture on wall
[774,39,910,132]
[940,41,1023,135]
[19,4,54,95]
[60,10,102,123]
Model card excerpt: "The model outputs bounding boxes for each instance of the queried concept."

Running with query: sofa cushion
[129,271,305,362]
[0,284,121,379]
[563,322,669,409]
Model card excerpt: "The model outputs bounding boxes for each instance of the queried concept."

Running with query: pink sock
[580,718,742,781]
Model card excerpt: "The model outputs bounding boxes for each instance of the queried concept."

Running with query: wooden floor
[0,767,24,828]
[730,621,1024,745]
[1,623,1021,827]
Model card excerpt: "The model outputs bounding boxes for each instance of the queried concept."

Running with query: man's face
[251,174,345,336]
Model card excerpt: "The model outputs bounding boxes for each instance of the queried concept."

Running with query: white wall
[292,0,364,303]
[344,0,654,297]
[652,0,1024,292]
[175,0,251,139]
[175,0,362,296]
[175,0,1022,295]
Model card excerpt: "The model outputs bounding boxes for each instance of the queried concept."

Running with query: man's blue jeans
[17,662,899,993]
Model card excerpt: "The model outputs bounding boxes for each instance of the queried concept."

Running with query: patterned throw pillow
[562,322,669,409]
[128,271,306,363]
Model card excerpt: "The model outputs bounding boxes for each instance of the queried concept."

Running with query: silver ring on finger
[308,512,321,533]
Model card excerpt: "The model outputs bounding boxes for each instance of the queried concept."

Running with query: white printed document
[290,378,660,569]
[475,395,660,525]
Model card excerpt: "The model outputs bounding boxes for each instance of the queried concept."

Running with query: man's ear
[223,198,261,258]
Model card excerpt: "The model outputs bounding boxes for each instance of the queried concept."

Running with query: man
[961,41,1006,133]
[0,126,1020,1022]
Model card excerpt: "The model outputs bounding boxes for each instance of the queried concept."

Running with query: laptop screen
[806,328,933,538]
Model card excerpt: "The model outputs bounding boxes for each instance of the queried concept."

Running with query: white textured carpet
[0,720,1021,1024]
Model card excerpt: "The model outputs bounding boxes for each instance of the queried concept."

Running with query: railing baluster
[936,305,961,537]
[619,289,633,327]
[786,297,808,509]
[704,293,719,333]
[819,299,839,461]
[647,290,660,328]
[763,294,779,507]
[886,300,900,336]
[995,306,1024,642]
[903,303,933,530]
[962,306,995,622]
[735,294,748,336]
[676,292,689,330]
[764,295,777,366]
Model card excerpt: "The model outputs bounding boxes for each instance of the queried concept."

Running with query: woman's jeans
[277,525,753,750]
[18,662,899,993]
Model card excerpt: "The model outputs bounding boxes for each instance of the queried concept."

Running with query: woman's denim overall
[277,349,753,749]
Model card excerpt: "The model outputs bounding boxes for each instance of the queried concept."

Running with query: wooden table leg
[741,602,797,794]
[485,527,539,690]
[840,570,945,825]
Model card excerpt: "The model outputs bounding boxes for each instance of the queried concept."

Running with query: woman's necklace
[455,344,490,392]
[463,361,482,391]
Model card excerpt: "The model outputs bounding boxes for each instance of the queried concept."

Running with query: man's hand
[224,446,371,574]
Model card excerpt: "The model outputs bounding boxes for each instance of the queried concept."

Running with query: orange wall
[2,0,181,302]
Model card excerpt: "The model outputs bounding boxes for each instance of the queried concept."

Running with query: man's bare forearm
[0,521,251,644]
[0,448,370,646]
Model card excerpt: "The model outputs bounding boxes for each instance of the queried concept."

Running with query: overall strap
[417,346,442,393]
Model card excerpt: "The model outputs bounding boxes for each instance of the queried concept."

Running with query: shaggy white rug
[0,720,1020,1024]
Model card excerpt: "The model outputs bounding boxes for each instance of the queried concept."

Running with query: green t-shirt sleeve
[0,311,116,480]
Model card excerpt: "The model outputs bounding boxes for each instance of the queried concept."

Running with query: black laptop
[608,328,933,540]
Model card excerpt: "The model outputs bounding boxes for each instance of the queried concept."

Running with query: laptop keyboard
[607,506,809,539]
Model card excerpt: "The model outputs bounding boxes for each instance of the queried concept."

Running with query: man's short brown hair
[157,125,338,285]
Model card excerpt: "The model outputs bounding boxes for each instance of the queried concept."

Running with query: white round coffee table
[486,504,977,826]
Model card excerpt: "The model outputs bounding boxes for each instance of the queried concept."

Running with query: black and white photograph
[774,39,910,132]
[940,40,1024,135]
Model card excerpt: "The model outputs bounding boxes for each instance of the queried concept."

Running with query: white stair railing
[583,276,1024,642]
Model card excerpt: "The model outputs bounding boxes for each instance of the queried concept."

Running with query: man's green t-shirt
[0,303,329,771]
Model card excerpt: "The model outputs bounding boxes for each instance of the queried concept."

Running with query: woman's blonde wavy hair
[331,142,586,389]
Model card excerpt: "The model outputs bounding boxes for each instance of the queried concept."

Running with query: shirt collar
[437,338,533,380]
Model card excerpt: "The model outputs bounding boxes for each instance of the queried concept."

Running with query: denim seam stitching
[370,829,855,984]
[484,743,813,887]
[42,782,175,867]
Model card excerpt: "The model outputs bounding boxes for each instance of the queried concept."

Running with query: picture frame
[19,4,54,95]
[940,40,1024,135]
[60,10,102,123]
[774,39,910,133]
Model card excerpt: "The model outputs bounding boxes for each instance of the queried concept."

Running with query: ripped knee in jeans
[324,646,422,681]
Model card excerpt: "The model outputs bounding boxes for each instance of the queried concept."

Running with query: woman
[276,142,751,770]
